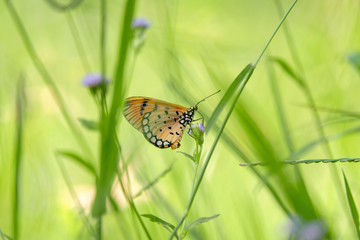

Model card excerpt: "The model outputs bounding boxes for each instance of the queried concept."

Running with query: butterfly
[123,91,220,149]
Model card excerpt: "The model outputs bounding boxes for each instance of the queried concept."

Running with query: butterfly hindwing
[124,97,191,149]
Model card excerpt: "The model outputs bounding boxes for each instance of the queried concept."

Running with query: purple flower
[198,123,205,132]
[283,216,326,240]
[188,123,205,145]
[82,73,109,88]
[131,18,151,30]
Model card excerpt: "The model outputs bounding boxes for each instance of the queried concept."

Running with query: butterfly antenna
[195,90,221,106]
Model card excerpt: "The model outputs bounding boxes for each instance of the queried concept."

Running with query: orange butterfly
[123,91,219,149]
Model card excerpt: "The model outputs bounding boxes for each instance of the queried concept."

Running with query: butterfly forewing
[124,97,191,149]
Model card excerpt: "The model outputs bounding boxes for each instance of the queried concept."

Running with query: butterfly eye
[195,105,199,111]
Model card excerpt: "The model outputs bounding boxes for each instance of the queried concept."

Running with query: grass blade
[57,151,97,177]
[13,77,26,240]
[134,165,173,199]
[45,0,84,11]
[142,214,176,232]
[291,126,360,159]
[183,214,220,236]
[3,0,95,165]
[92,0,136,217]
[206,64,253,131]
[342,171,360,239]
[269,57,305,88]
[169,64,255,240]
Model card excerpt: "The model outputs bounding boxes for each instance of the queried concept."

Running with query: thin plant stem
[56,155,96,236]
[3,0,95,163]
[96,218,102,240]
[266,60,295,155]
[116,168,153,240]
[180,141,202,236]
[272,0,351,224]
[254,0,298,67]
[66,11,92,72]
[273,0,333,159]
[13,78,25,240]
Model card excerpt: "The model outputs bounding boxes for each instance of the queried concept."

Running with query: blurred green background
[1,0,360,239]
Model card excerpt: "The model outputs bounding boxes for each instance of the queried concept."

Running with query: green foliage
[78,118,99,131]
[343,171,360,239]
[142,214,177,237]
[1,0,360,239]
[57,151,97,177]
[180,215,220,239]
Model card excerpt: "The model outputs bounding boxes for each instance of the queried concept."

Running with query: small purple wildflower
[188,123,205,145]
[131,18,151,30]
[283,216,326,240]
[82,73,109,88]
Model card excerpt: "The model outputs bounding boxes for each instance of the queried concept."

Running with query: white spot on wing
[143,125,149,132]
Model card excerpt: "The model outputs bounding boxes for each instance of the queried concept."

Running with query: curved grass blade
[177,152,195,162]
[13,77,26,240]
[45,0,84,11]
[134,165,173,199]
[142,214,177,239]
[206,64,253,132]
[342,171,360,239]
[3,0,95,165]
[291,126,360,159]
[266,61,295,155]
[78,118,99,131]
[57,151,97,177]
[55,155,96,236]
[269,57,305,88]
[182,214,220,238]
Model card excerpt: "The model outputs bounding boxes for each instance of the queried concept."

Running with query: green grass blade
[55,155,96,236]
[44,0,84,10]
[3,0,95,163]
[78,118,99,131]
[13,77,25,240]
[269,57,305,88]
[57,151,97,177]
[183,214,220,236]
[134,165,173,199]
[177,152,195,162]
[266,61,295,155]
[169,65,256,240]
[92,0,136,217]
[291,126,360,159]
[117,169,153,240]
[142,214,176,232]
[342,171,360,239]
[206,64,252,132]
